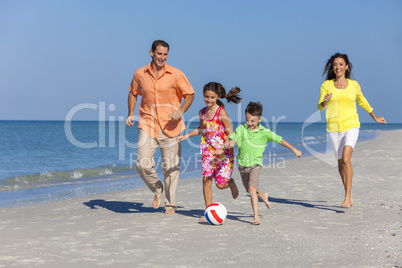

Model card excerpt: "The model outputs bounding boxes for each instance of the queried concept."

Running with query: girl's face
[245,112,262,131]
[203,90,219,107]
[333,57,348,78]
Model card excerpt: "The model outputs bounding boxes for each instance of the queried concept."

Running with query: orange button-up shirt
[129,63,194,138]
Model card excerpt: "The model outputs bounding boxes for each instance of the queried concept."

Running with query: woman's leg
[340,145,354,208]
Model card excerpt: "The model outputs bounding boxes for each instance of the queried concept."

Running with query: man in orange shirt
[126,40,195,214]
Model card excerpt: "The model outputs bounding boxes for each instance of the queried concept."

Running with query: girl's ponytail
[225,86,242,104]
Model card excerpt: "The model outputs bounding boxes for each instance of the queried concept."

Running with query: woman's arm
[369,111,387,124]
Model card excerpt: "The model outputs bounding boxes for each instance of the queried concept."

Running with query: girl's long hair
[203,82,242,108]
[322,52,353,80]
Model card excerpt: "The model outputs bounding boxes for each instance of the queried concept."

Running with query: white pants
[328,128,359,160]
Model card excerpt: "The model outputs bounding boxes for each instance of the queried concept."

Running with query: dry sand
[1,130,401,267]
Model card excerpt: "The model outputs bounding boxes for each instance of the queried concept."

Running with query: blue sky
[1,0,401,123]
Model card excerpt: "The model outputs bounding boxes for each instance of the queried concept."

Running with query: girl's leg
[199,177,213,221]
[249,186,260,225]
[340,145,354,208]
[203,177,213,207]
[215,178,239,199]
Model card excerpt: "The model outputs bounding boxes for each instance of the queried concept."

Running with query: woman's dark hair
[245,101,263,117]
[322,52,353,80]
[151,40,169,52]
[203,82,242,108]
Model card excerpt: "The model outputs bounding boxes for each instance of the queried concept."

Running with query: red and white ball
[204,202,227,225]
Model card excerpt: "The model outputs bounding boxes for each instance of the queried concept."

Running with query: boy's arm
[280,139,302,158]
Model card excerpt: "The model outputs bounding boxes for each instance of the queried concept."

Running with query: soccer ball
[204,202,227,225]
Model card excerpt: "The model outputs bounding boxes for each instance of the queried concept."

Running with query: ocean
[1,120,401,208]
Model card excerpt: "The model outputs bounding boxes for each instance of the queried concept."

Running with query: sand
[0,130,401,267]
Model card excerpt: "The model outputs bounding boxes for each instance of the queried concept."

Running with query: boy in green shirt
[226,102,302,225]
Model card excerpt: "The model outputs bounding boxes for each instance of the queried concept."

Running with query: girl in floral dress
[177,82,242,219]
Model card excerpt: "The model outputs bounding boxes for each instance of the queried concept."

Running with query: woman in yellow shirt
[318,53,386,208]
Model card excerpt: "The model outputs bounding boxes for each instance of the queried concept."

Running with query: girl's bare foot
[258,192,271,209]
[228,178,239,199]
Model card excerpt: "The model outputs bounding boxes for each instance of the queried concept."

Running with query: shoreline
[0,129,401,267]
[0,127,386,208]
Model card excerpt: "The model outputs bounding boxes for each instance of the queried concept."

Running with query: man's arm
[170,93,195,121]
[126,92,138,126]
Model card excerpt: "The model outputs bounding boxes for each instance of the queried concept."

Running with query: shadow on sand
[83,199,252,224]
[268,196,345,213]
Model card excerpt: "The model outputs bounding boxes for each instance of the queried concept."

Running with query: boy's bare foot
[228,178,239,199]
[152,194,162,209]
[258,192,271,209]
[164,207,175,214]
[251,218,261,225]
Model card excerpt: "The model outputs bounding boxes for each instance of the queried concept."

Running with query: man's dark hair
[245,101,263,117]
[151,40,169,52]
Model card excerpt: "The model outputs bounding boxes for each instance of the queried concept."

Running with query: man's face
[150,45,168,70]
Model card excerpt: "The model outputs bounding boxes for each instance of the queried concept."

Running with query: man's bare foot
[228,178,239,199]
[199,216,207,222]
[164,207,175,214]
[251,218,261,225]
[258,192,271,209]
[152,194,162,209]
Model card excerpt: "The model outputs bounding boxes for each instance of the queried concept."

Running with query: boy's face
[245,112,262,131]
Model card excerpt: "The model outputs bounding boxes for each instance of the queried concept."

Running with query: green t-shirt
[229,124,282,167]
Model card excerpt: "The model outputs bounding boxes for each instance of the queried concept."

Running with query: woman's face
[333,57,349,78]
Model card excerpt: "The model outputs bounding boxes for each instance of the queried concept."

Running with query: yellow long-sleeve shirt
[318,79,373,132]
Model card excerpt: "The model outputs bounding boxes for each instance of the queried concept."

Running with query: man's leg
[136,129,163,209]
[158,129,181,213]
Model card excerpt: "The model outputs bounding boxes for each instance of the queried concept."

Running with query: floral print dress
[200,106,234,185]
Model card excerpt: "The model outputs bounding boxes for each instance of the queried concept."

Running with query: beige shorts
[238,164,261,191]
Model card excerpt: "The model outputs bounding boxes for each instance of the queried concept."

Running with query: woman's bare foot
[199,216,207,222]
[152,194,162,209]
[258,192,271,209]
[228,178,239,199]
[251,218,261,225]
[341,197,352,208]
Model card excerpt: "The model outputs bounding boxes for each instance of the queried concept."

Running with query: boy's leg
[248,186,260,225]
[239,165,258,224]
[248,165,271,209]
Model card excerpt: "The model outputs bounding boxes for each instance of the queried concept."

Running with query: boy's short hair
[245,101,263,117]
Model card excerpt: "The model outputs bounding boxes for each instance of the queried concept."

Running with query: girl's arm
[280,139,302,158]
[216,109,233,155]
[177,110,203,143]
